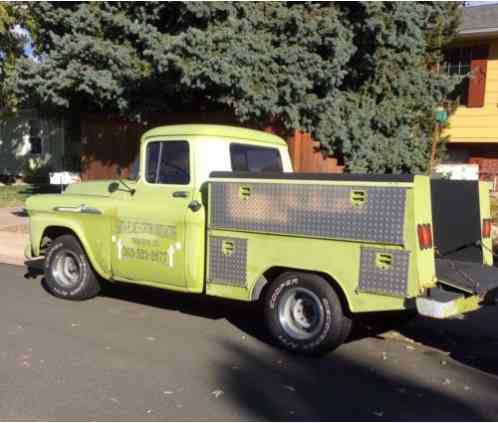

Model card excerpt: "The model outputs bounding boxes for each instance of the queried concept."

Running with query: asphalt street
[1,263,498,421]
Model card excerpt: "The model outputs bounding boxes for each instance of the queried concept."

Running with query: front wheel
[44,234,101,300]
[263,272,352,356]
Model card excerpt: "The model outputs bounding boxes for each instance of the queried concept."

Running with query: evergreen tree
[0,2,25,110]
[8,2,461,172]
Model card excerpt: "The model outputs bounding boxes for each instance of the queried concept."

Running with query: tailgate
[436,258,498,300]
[431,179,483,262]
[431,179,497,299]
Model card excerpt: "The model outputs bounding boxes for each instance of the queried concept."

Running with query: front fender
[29,212,113,280]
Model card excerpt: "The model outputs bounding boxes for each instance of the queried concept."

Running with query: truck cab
[107,125,292,292]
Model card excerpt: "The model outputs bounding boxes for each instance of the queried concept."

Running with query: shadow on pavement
[100,280,264,325]
[29,271,498,382]
[99,280,498,377]
[215,340,485,421]
[10,208,28,217]
[399,313,498,377]
[19,183,62,196]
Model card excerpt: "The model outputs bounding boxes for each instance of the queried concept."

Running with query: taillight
[417,224,433,249]
[482,218,493,238]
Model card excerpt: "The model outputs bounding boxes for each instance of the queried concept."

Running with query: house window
[445,47,472,106]
[445,45,489,108]
[29,119,42,154]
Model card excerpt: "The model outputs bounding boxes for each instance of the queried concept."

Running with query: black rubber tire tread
[263,271,352,356]
[44,234,101,301]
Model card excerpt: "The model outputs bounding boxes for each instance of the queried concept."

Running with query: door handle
[172,191,189,198]
[188,200,202,212]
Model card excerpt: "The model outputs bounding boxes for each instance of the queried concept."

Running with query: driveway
[0,207,29,266]
[1,264,498,420]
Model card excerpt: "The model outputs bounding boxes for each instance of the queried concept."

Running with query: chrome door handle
[172,191,189,198]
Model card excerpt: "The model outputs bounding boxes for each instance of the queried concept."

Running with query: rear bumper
[416,293,482,319]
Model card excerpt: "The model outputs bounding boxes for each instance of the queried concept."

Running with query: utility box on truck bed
[25,124,498,355]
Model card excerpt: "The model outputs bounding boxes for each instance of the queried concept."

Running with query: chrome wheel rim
[52,250,81,288]
[278,287,325,340]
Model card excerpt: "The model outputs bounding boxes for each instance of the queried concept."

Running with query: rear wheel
[44,234,101,300]
[263,272,352,356]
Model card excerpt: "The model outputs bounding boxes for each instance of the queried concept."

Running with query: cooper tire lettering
[263,272,352,356]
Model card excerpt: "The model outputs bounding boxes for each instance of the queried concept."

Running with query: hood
[62,180,116,197]
[25,180,121,214]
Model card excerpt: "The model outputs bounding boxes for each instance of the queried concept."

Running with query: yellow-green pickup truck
[25,124,498,355]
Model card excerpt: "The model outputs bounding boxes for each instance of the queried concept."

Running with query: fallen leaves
[212,389,224,398]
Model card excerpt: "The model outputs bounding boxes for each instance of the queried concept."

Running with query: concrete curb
[0,231,29,268]
[0,254,25,267]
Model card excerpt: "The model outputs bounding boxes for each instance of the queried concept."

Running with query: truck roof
[142,124,287,147]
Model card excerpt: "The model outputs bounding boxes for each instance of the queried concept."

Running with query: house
[443,4,498,183]
[0,109,80,182]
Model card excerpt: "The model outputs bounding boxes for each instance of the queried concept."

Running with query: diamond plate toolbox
[209,181,407,244]
[207,236,247,287]
[358,247,410,297]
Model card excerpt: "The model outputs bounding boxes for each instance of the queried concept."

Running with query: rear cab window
[230,143,283,172]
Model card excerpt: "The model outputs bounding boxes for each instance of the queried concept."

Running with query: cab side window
[146,141,190,185]
[230,143,283,172]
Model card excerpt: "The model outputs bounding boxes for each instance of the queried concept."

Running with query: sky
[467,1,498,4]
[12,25,36,61]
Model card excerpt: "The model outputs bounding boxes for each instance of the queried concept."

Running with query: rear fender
[252,266,353,314]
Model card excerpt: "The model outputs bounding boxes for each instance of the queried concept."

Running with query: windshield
[127,155,140,181]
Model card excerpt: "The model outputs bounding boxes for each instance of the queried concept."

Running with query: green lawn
[0,184,60,208]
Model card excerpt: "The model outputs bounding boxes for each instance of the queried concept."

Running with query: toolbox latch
[222,240,235,256]
[375,253,393,270]
[351,189,367,207]
[239,186,251,200]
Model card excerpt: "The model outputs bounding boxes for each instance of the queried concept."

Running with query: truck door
[111,139,192,287]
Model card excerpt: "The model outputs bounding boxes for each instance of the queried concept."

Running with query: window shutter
[468,45,489,108]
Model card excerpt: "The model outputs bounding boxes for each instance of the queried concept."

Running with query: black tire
[44,234,101,300]
[263,272,352,356]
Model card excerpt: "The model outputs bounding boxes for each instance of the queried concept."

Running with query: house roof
[458,4,498,37]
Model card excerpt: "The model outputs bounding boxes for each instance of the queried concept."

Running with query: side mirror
[108,182,119,193]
